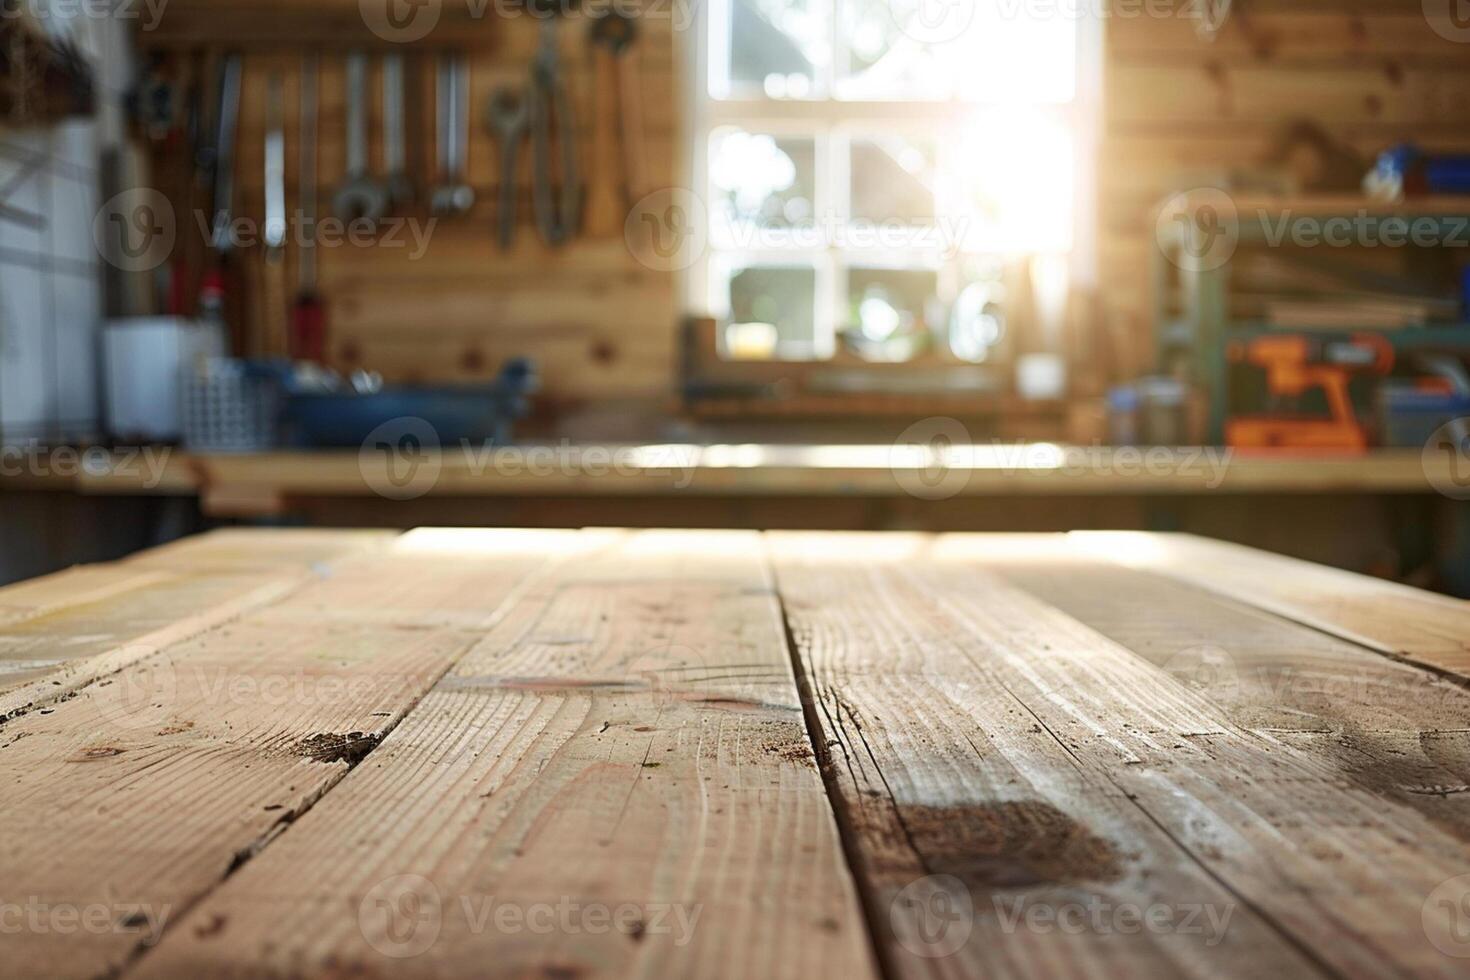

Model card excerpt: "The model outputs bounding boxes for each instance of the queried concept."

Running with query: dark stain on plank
[902,800,1125,889]
[298,731,383,765]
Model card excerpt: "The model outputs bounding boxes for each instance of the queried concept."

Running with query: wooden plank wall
[1099,0,1470,377]
[143,2,679,407]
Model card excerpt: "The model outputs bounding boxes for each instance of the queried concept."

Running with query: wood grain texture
[0,529,579,978]
[0,531,392,723]
[1071,531,1470,680]
[774,531,1470,978]
[975,535,1470,837]
[768,532,1325,979]
[131,529,878,980]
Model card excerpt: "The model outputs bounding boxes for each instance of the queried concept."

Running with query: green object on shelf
[1151,195,1470,442]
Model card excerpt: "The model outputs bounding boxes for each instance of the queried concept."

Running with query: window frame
[679,0,1103,361]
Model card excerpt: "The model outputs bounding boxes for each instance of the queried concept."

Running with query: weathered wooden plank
[775,531,1470,978]
[974,536,1470,838]
[0,565,171,628]
[124,528,396,573]
[0,530,394,723]
[130,530,877,980]
[0,529,581,979]
[1071,532,1470,680]
[768,532,1326,979]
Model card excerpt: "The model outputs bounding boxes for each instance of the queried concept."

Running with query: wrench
[487,86,528,249]
[431,53,475,216]
[333,50,388,224]
[529,13,580,245]
[263,73,287,255]
[382,52,413,209]
[209,53,241,254]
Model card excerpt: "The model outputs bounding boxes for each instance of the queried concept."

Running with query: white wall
[0,7,134,446]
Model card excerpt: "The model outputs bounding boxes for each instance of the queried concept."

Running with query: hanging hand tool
[529,10,580,244]
[587,11,645,221]
[207,52,246,353]
[209,53,241,256]
[261,71,289,357]
[333,50,388,224]
[293,54,326,363]
[431,52,475,215]
[1225,333,1394,451]
[382,52,413,209]
[488,86,529,249]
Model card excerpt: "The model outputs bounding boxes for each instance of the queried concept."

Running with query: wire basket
[181,359,281,453]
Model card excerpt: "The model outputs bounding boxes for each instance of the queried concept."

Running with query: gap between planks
[0,528,599,979]
[124,529,879,980]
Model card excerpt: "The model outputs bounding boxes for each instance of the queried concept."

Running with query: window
[686,0,1097,362]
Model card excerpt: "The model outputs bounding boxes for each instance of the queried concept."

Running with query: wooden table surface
[3,528,1470,978]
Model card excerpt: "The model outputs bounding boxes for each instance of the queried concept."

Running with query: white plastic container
[103,317,225,440]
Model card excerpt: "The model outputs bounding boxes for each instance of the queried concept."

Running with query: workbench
[3,527,1470,978]
[1,444,1454,513]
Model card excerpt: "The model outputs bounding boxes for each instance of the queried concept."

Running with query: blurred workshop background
[2,0,1469,593]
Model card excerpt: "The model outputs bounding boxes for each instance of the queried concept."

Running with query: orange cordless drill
[1225,333,1394,450]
